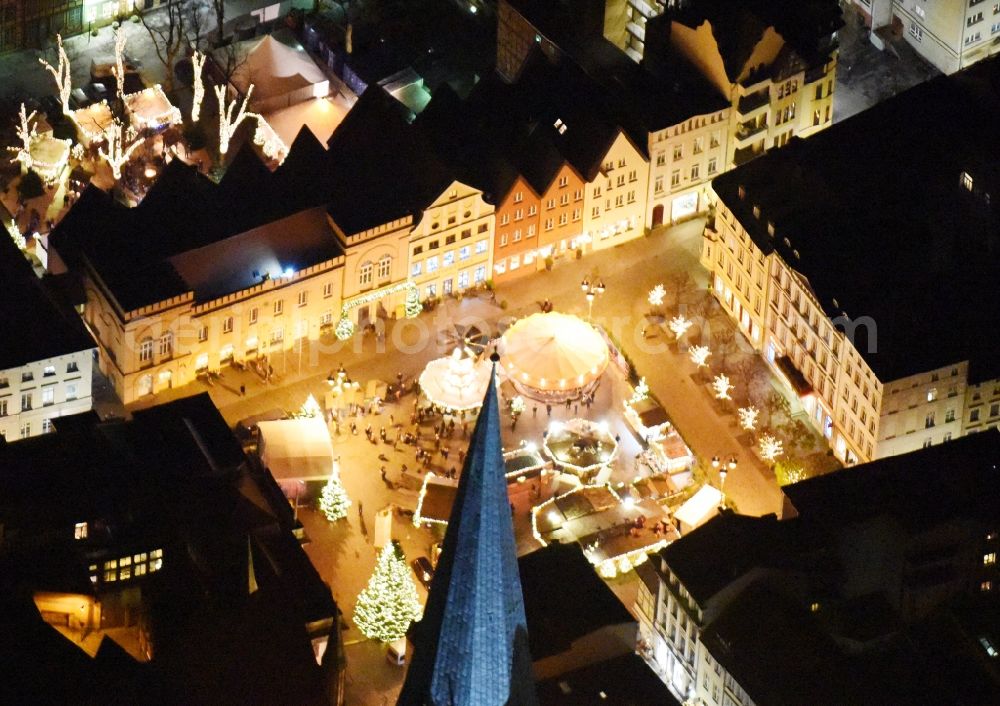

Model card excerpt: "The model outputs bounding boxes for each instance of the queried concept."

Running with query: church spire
[398,354,538,706]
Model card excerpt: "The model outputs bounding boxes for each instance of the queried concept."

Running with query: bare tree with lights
[9,103,38,171]
[689,345,711,368]
[648,284,665,309]
[190,50,207,122]
[215,83,254,156]
[99,121,143,181]
[39,34,72,116]
[738,406,759,434]
[758,433,784,463]
[712,373,733,400]
[669,315,693,340]
[112,26,127,104]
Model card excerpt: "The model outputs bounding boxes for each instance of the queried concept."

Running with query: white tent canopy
[419,349,493,412]
[500,312,609,393]
[258,417,335,481]
[674,485,723,534]
[219,32,329,113]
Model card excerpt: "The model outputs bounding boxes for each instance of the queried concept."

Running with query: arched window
[377,255,392,279]
[359,261,373,286]
[158,332,173,357]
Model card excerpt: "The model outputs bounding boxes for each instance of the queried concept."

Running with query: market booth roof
[257,417,335,481]
[499,312,609,392]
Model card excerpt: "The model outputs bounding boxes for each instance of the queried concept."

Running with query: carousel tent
[220,32,329,113]
[418,349,493,412]
[499,312,609,400]
[258,416,335,481]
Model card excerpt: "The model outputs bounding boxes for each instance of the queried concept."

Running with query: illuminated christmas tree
[319,463,351,521]
[405,285,422,318]
[354,541,423,643]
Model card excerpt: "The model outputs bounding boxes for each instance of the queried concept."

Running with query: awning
[775,355,813,397]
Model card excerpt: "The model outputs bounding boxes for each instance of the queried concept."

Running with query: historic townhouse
[850,0,1000,74]
[0,235,94,441]
[702,59,1000,463]
[493,174,543,282]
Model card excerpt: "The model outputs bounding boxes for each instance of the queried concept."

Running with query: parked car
[83,82,108,103]
[411,556,434,589]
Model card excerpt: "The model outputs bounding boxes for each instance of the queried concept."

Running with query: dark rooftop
[712,57,1000,382]
[535,652,681,706]
[659,512,802,606]
[782,428,1000,529]
[519,543,634,661]
[0,234,94,370]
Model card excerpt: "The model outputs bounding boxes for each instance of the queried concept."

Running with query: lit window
[271,327,283,343]
[443,251,455,267]
[43,365,55,377]
[74,522,88,540]
[198,326,208,342]
[378,255,392,279]
[961,171,974,191]
[459,246,470,260]
[158,332,173,357]
[982,581,993,593]
[42,387,54,406]
[426,256,439,273]
[986,552,997,566]
[411,261,422,277]
[359,262,373,285]
[139,338,154,362]
[475,240,488,254]
[223,317,234,333]
[298,291,308,307]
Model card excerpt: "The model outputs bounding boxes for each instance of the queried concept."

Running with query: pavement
[833,2,941,123]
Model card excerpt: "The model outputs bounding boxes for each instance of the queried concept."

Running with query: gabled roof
[399,359,538,705]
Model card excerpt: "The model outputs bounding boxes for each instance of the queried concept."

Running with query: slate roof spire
[398,354,538,706]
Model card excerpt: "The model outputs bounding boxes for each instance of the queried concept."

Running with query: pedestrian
[458,449,466,464]
[533,405,538,418]
[546,404,552,417]
[351,421,357,435]
[239,384,246,396]
[401,463,408,474]
[389,413,395,426]
[574,403,579,415]
[565,398,571,410]
[449,467,457,479]
[380,466,387,481]
[442,448,450,461]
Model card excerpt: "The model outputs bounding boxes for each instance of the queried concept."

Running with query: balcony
[627,20,646,42]
[737,89,770,115]
[627,0,657,19]
[733,143,765,167]
[734,120,767,144]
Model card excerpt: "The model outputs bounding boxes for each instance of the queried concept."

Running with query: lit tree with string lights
[712,373,733,400]
[190,50,207,123]
[354,541,423,643]
[9,103,38,171]
[39,34,72,116]
[98,121,143,181]
[215,83,254,156]
[112,26,127,103]
[738,406,759,433]
[669,315,692,340]
[689,345,711,368]
[648,284,665,309]
[758,433,784,463]
[319,461,351,521]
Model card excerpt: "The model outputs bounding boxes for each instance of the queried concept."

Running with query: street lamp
[581,276,606,321]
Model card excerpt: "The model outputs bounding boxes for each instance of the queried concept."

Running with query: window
[477,223,489,233]
[969,12,984,26]
[691,164,700,180]
[20,392,32,411]
[323,282,333,298]
[359,262,373,286]
[707,158,717,174]
[985,552,997,566]
[961,171,974,190]
[271,327,283,343]
[150,548,163,572]
[514,208,523,220]
[43,365,55,377]
[378,255,391,279]
[672,145,682,160]
[426,283,437,297]
[513,229,521,242]
[320,311,333,326]
[946,409,956,423]
[558,175,568,187]
[42,387,54,406]
[459,246,470,260]
[75,522,88,540]
[411,261,422,277]
[274,299,284,315]
[19,421,30,439]
[0,399,9,417]
[223,317,234,333]
[544,218,554,231]
[971,409,981,422]
[474,265,486,283]
[140,338,154,363]
[21,372,32,383]
[249,307,259,324]
[500,234,508,247]
[458,270,469,289]
[475,240,488,254]
[991,403,1000,417]
[426,256,439,273]
[965,31,982,44]
[983,581,993,593]
[925,412,935,428]
[656,153,666,166]
[500,213,510,226]
[297,291,308,308]
[671,170,680,187]
[443,251,455,266]
[992,21,1000,34]
[513,191,523,203]
[198,325,208,342]
[654,176,664,193]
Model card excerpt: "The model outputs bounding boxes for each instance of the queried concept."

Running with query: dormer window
[553,118,567,135]
[961,171,974,191]
[74,522,88,540]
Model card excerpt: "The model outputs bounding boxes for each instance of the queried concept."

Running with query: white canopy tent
[419,348,493,412]
[674,485,723,534]
[258,417,335,482]
[219,33,329,113]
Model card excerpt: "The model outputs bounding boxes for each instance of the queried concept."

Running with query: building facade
[0,350,93,441]
[407,181,494,298]
[581,130,650,251]
[646,107,729,227]
[851,0,1000,74]
[493,175,542,283]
